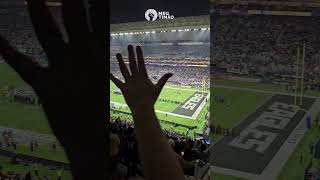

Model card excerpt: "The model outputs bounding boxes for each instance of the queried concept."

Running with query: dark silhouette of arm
[0,0,110,179]
[111,45,185,180]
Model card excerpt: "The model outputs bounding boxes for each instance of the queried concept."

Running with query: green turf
[211,87,271,128]
[2,144,68,163]
[3,62,320,180]
[214,79,320,97]
[0,63,50,134]
[277,125,320,180]
[111,82,194,112]
[0,97,50,134]
[0,156,72,180]
[111,81,209,134]
[0,63,27,88]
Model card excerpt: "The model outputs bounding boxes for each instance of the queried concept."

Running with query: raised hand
[0,0,109,179]
[110,45,172,114]
[110,45,184,180]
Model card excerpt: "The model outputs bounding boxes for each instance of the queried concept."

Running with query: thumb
[156,73,173,94]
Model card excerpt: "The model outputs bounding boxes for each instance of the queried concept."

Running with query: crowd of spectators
[0,3,61,63]
[111,43,210,59]
[110,116,210,180]
[212,15,320,88]
[213,2,320,12]
[111,62,209,87]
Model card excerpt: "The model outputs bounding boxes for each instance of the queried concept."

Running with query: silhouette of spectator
[0,0,109,179]
[1,1,185,180]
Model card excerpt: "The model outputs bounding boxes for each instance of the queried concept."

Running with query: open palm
[110,45,172,114]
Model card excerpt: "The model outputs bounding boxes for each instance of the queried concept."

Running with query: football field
[210,79,320,180]
[110,81,210,134]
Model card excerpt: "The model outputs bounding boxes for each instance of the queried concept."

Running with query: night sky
[111,0,209,24]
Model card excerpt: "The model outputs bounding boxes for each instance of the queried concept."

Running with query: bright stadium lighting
[171,29,176,32]
[124,32,129,35]
[145,31,150,34]
[119,33,124,36]
[151,31,156,34]
[129,32,134,35]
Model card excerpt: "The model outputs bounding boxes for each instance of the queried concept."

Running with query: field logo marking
[172,92,208,119]
[181,93,204,110]
[229,102,297,153]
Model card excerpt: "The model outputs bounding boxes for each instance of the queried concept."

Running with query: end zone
[210,94,316,178]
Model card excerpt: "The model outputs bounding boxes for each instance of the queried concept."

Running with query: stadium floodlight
[178,29,183,32]
[171,29,176,32]
[185,29,190,31]
[145,31,150,34]
[119,33,124,36]
[124,32,129,35]
[201,28,207,31]
[151,31,156,34]
[129,32,134,35]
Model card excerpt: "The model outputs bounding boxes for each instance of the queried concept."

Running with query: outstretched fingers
[61,0,90,46]
[0,35,43,87]
[110,73,124,90]
[156,73,173,95]
[128,45,138,75]
[136,46,147,77]
[26,0,66,67]
[88,0,108,39]
[116,53,130,81]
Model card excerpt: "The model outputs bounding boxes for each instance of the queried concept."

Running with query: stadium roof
[210,0,320,7]
[110,15,210,33]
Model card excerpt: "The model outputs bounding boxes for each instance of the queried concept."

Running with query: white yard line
[156,109,196,120]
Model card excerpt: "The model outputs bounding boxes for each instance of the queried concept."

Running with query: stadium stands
[111,62,209,86]
[110,116,210,179]
[212,14,320,90]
